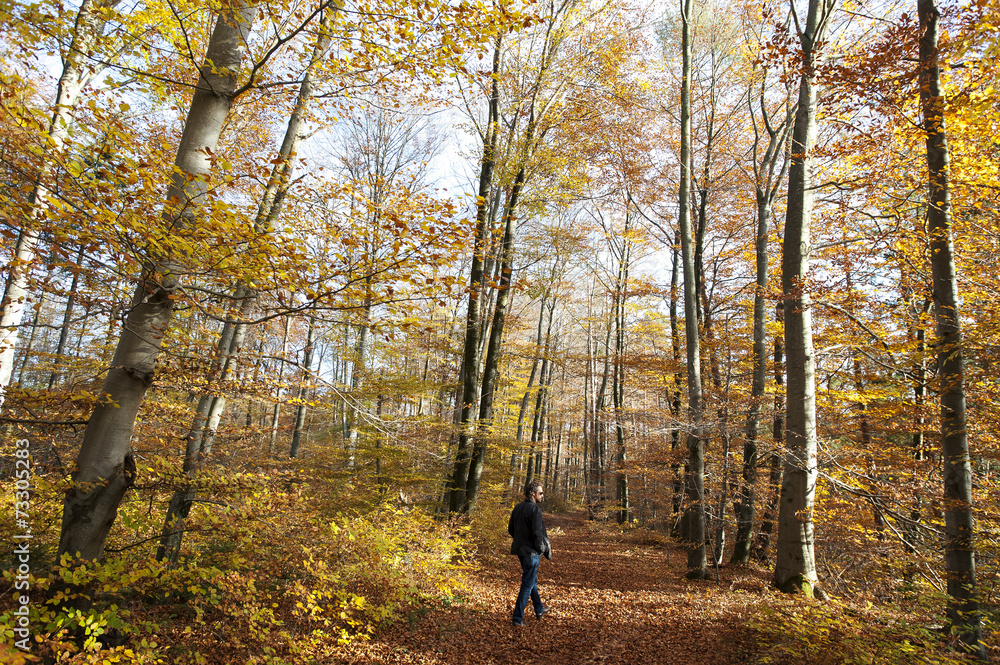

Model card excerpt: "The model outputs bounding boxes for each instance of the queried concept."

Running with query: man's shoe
[535,606,550,619]
[512,621,524,627]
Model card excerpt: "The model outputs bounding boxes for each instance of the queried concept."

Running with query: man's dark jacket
[508,499,551,559]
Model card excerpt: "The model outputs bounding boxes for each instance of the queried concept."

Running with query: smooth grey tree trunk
[678,0,708,579]
[57,3,256,567]
[525,324,555,487]
[732,89,793,564]
[289,315,316,458]
[582,297,593,510]
[270,316,291,454]
[668,232,684,522]
[448,36,501,513]
[751,302,784,561]
[613,228,631,524]
[49,245,87,389]
[595,315,612,506]
[346,295,371,467]
[774,0,834,596]
[508,297,551,495]
[918,0,983,654]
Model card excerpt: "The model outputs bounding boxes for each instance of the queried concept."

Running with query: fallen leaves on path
[335,513,766,664]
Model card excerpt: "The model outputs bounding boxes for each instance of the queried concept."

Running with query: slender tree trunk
[156,302,251,562]
[733,94,791,563]
[465,135,528,512]
[594,318,612,508]
[48,245,86,389]
[714,426,731,565]
[733,195,770,563]
[347,294,372,467]
[270,315,291,454]
[693,87,716,333]
[536,355,554,481]
[912,300,929,459]
[583,302,593,508]
[613,232,631,524]
[64,298,90,387]
[774,0,833,596]
[245,337,264,431]
[852,352,886,539]
[511,297,550,495]
[289,315,316,459]
[752,302,785,561]
[678,0,707,579]
[919,0,983,652]
[14,286,48,388]
[155,12,333,559]
[526,329,554,488]
[449,36,501,513]
[668,233,685,521]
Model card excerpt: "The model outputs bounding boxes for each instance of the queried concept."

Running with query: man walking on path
[508,480,551,626]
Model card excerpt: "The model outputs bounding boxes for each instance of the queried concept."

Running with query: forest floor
[336,511,770,665]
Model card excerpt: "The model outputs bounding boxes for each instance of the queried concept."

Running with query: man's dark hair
[524,480,543,499]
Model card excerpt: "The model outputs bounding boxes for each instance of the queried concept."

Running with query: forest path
[338,511,767,664]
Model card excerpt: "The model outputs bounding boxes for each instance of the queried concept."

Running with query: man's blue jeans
[512,553,542,624]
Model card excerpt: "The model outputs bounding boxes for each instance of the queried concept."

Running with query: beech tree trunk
[270,316,291,454]
[14,289,47,387]
[668,233,684,521]
[918,0,983,653]
[448,36,501,513]
[594,318,612,507]
[49,245,87,389]
[613,228,631,524]
[732,89,793,565]
[346,294,372,467]
[57,3,256,566]
[509,296,550,495]
[774,0,833,596]
[290,315,316,458]
[678,0,708,579]
[526,329,554,488]
[464,119,528,513]
[751,302,784,561]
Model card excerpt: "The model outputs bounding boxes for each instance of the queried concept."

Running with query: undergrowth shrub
[1,461,467,664]
[538,490,574,514]
[466,482,513,565]
[748,596,982,664]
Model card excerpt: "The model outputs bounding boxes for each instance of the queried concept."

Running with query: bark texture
[678,0,708,579]
[448,36,501,513]
[774,0,833,596]
[918,0,983,653]
[732,90,792,564]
